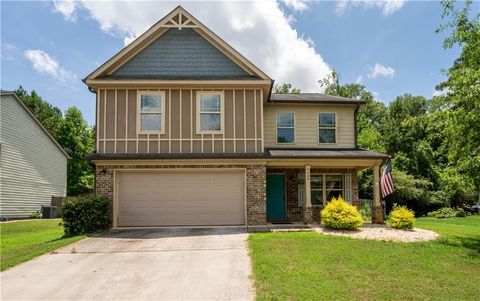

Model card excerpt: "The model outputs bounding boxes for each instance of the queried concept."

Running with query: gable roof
[0,91,70,159]
[84,6,271,85]
[269,93,364,105]
[110,28,254,79]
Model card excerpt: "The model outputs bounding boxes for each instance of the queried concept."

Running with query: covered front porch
[265,149,388,224]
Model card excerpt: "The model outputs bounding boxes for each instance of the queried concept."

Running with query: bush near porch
[249,216,480,301]
[321,197,363,230]
[387,205,415,229]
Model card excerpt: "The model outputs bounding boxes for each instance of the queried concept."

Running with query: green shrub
[321,197,363,230]
[30,211,42,219]
[62,196,110,236]
[427,207,464,218]
[387,204,415,229]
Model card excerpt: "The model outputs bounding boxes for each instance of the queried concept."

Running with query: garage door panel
[117,170,245,227]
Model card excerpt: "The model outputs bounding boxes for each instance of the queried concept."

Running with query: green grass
[0,219,85,271]
[249,216,480,301]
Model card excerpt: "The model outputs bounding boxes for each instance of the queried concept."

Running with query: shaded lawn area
[0,219,85,271]
[249,216,480,301]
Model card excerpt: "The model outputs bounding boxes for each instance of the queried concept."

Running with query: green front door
[267,174,286,220]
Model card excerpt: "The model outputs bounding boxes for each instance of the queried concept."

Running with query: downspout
[354,102,360,149]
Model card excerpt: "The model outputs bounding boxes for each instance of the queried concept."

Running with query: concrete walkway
[1,228,253,301]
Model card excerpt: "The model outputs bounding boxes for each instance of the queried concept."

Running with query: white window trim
[310,173,344,206]
[317,112,337,145]
[276,112,296,144]
[136,91,166,134]
[196,91,224,134]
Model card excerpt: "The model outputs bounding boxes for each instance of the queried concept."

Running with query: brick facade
[95,163,359,226]
[267,168,359,223]
[95,162,266,226]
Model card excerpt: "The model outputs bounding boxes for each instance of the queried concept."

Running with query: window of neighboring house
[277,112,295,143]
[310,174,344,206]
[198,92,223,133]
[318,113,336,144]
[138,92,165,133]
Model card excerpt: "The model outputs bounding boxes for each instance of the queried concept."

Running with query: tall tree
[56,107,95,196]
[272,83,301,94]
[436,0,480,202]
[15,86,63,138]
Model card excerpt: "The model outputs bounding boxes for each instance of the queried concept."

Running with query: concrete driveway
[1,228,253,301]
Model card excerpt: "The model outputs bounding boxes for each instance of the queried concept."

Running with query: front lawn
[0,219,85,271]
[249,216,480,301]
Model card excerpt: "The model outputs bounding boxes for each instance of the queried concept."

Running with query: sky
[1,0,466,125]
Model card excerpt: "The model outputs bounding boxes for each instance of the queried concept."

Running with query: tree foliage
[436,0,480,194]
[56,107,95,195]
[15,86,63,138]
[273,83,301,94]
[14,87,95,196]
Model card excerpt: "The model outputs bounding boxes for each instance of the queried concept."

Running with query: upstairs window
[318,113,336,144]
[138,92,165,133]
[197,92,223,133]
[276,112,295,143]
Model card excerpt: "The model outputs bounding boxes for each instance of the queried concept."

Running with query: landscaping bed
[314,223,439,242]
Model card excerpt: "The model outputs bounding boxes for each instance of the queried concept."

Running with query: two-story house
[84,6,388,228]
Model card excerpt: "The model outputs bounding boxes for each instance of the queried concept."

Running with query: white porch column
[372,164,383,223]
[303,165,313,224]
[305,165,311,207]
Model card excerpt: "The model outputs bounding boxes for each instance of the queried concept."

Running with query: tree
[56,107,95,195]
[272,83,301,94]
[15,86,63,138]
[437,0,480,202]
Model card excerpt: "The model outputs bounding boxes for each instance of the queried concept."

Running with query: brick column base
[303,207,313,224]
[372,206,384,224]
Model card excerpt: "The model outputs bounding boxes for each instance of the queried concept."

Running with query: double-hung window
[310,174,344,206]
[198,92,223,133]
[318,113,336,144]
[276,112,295,143]
[138,92,165,133]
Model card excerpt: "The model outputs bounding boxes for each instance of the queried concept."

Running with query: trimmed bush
[62,196,110,236]
[321,197,363,230]
[387,204,415,230]
[427,207,465,218]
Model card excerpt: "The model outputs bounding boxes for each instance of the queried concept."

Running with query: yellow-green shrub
[387,204,415,230]
[321,197,363,230]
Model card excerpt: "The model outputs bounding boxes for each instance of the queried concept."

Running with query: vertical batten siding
[264,104,356,149]
[0,95,67,217]
[97,88,263,154]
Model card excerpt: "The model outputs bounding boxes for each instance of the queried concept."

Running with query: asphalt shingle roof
[269,93,363,104]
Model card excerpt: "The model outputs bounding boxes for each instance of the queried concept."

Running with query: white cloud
[53,0,77,21]
[336,0,405,16]
[282,0,309,12]
[52,0,331,92]
[367,63,395,79]
[356,75,364,83]
[24,49,77,85]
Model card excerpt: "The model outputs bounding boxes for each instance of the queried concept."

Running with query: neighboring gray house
[0,91,69,218]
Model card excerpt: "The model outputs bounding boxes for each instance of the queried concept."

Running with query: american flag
[381,160,395,198]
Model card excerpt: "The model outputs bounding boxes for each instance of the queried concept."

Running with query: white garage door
[117,170,245,227]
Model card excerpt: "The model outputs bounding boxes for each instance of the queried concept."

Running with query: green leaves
[15,87,95,196]
[272,83,301,94]
[57,107,95,196]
